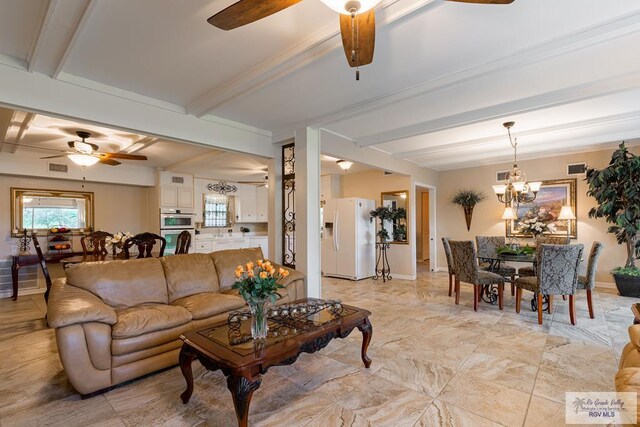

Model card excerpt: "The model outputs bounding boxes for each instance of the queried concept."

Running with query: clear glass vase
[248,298,269,340]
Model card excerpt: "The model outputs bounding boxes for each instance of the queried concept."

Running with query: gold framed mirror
[11,188,95,237]
[381,190,408,244]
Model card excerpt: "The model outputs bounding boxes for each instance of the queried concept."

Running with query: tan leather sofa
[615,324,640,421]
[47,247,305,395]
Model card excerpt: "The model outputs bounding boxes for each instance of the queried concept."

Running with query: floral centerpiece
[517,216,557,238]
[105,232,134,256]
[233,260,289,339]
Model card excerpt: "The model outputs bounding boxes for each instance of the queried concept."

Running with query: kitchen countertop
[195,233,267,240]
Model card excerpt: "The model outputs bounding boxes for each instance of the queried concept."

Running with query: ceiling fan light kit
[320,0,381,15]
[337,159,353,170]
[67,153,100,167]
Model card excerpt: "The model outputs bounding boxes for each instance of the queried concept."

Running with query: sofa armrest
[630,325,640,349]
[47,278,118,328]
[272,263,304,288]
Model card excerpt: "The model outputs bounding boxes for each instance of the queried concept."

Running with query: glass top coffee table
[178,298,372,427]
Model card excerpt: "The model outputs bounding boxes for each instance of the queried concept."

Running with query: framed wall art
[505,178,577,239]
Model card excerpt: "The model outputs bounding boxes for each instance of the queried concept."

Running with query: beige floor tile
[523,395,567,427]
[415,399,505,427]
[456,351,539,393]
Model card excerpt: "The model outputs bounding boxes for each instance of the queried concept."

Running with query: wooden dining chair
[175,230,192,255]
[441,237,456,297]
[577,241,604,319]
[518,235,570,277]
[80,231,113,256]
[449,240,505,311]
[514,243,583,325]
[31,234,53,302]
[123,232,166,259]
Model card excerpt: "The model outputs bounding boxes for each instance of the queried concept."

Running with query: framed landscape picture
[506,178,577,239]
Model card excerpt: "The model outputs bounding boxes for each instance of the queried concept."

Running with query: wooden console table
[10,252,81,300]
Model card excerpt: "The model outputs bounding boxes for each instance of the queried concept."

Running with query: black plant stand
[374,242,391,282]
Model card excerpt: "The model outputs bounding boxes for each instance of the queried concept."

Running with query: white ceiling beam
[27,0,58,72]
[52,0,97,79]
[163,149,225,171]
[185,0,440,117]
[274,8,640,137]
[7,112,36,154]
[0,108,16,151]
[393,109,640,159]
[356,71,640,147]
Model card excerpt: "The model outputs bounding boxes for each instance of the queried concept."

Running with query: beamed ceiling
[0,0,639,171]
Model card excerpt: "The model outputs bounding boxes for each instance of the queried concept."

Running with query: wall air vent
[567,163,587,176]
[384,171,393,175]
[171,176,185,184]
[496,170,509,182]
[48,163,68,173]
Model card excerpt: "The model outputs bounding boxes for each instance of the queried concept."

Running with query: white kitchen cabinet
[249,236,269,259]
[256,186,268,223]
[194,239,212,253]
[236,184,257,223]
[159,171,194,210]
[211,239,247,252]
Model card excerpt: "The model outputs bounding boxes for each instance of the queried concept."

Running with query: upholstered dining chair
[442,237,456,297]
[577,241,604,319]
[449,240,505,311]
[80,230,113,256]
[31,234,53,302]
[123,232,166,259]
[476,236,517,295]
[514,243,584,325]
[518,235,570,277]
[175,230,192,255]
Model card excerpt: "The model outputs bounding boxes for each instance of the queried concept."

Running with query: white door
[336,199,356,278]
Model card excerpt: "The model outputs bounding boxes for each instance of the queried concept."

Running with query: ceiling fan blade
[68,140,99,152]
[339,10,375,68]
[99,157,121,166]
[99,152,148,161]
[446,0,514,4]
[40,154,67,159]
[208,0,303,30]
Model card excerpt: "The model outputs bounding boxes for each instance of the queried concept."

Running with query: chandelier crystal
[492,121,541,206]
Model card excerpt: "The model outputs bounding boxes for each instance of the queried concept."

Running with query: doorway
[415,184,435,272]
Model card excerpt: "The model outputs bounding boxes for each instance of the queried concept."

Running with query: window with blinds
[203,194,231,227]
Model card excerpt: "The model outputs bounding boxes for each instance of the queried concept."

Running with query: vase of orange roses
[233,260,289,339]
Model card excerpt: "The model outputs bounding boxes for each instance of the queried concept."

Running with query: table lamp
[502,206,518,248]
[558,205,576,239]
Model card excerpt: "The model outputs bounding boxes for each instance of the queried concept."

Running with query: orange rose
[235,270,242,278]
[259,271,268,279]
[281,270,290,278]
[237,264,244,272]
[246,261,254,271]
[264,261,272,269]
[268,267,275,275]
[278,267,286,275]
[257,259,264,267]
[247,269,255,278]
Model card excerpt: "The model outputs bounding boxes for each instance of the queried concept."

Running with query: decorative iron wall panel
[282,143,295,268]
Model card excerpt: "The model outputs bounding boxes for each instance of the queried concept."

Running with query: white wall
[436,146,639,283]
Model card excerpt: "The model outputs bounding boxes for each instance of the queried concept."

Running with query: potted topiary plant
[586,142,640,297]
[451,189,486,231]
[369,206,395,242]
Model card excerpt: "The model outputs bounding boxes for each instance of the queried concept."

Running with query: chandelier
[492,121,541,206]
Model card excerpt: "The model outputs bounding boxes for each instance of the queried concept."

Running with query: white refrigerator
[322,198,376,280]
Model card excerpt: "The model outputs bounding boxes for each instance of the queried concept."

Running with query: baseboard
[392,274,416,280]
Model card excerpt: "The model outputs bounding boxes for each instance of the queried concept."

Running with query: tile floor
[0,265,636,426]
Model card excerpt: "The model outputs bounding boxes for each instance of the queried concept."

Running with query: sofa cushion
[210,247,264,291]
[160,254,220,302]
[171,292,246,320]
[65,258,168,309]
[112,304,192,339]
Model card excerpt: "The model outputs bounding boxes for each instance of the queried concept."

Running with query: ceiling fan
[38,131,148,167]
[207,0,514,79]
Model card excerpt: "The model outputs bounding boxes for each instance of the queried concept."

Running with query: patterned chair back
[583,241,604,290]
[537,235,570,245]
[475,236,506,259]
[449,240,479,284]
[81,231,113,256]
[537,244,584,295]
[175,230,192,255]
[441,237,454,274]
[123,232,166,259]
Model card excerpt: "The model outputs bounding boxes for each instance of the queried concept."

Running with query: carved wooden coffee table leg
[179,344,197,404]
[227,374,261,427]
[357,317,373,368]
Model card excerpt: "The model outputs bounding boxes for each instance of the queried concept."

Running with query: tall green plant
[586,142,640,269]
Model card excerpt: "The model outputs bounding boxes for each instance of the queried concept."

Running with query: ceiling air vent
[496,170,509,182]
[567,163,587,176]
[48,163,68,173]
[171,176,185,184]
[384,171,394,175]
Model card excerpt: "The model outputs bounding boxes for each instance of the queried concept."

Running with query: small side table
[374,242,391,283]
